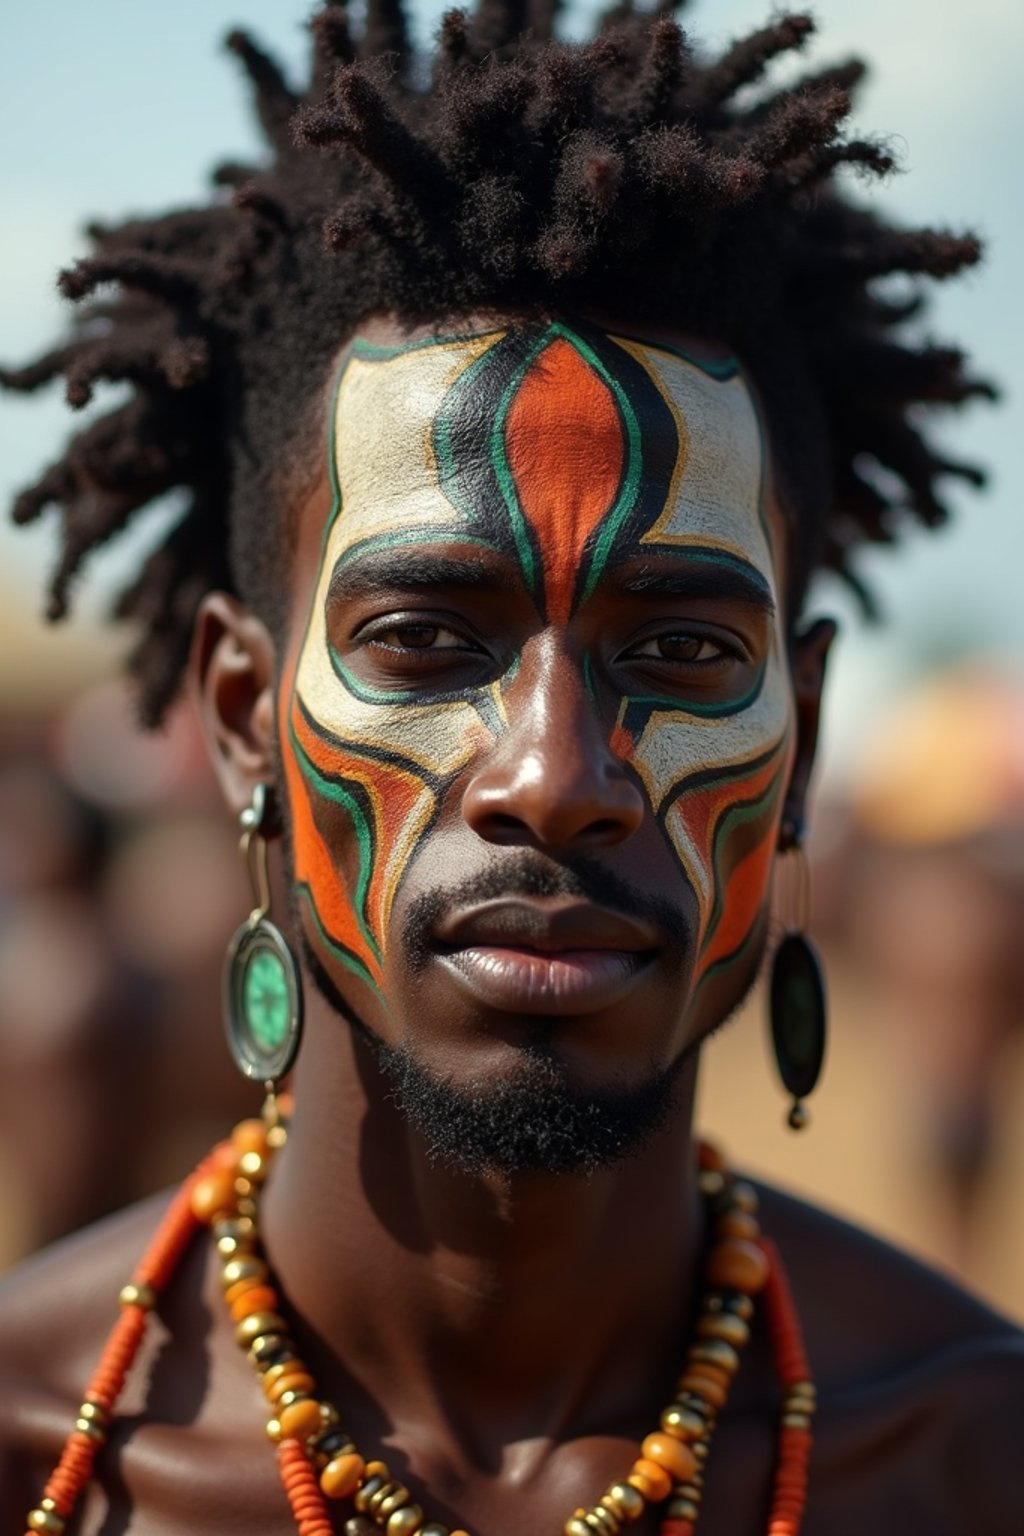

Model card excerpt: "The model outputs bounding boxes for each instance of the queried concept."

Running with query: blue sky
[2,0,1021,775]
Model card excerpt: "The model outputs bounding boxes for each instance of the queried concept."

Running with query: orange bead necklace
[23,1115,814,1536]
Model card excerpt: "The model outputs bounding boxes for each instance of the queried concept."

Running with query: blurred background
[1,0,1022,1316]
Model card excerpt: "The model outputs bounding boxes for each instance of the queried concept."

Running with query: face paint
[284,321,791,1004]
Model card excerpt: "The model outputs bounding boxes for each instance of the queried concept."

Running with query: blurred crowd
[1,665,1022,1317]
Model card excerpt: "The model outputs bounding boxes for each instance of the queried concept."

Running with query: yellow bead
[77,1400,108,1427]
[118,1281,157,1311]
[266,1418,283,1442]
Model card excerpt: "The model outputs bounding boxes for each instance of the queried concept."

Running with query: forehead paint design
[285,322,790,1002]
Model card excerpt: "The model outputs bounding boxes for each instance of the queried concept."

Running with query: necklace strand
[24,1119,814,1536]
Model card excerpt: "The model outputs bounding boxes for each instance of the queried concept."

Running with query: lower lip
[438,946,652,1015]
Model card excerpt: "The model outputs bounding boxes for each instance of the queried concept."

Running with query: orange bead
[190,1173,239,1225]
[267,1370,316,1404]
[224,1276,267,1309]
[641,1433,697,1484]
[320,1452,365,1499]
[716,1211,759,1242]
[679,1371,728,1411]
[705,1237,769,1295]
[278,1398,324,1442]
[230,1285,280,1323]
[232,1118,270,1156]
[627,1458,673,1503]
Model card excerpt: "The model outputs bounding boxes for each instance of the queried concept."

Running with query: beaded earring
[223,782,304,1104]
[768,821,827,1131]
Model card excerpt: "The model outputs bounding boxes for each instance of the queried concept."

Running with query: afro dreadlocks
[2,0,992,726]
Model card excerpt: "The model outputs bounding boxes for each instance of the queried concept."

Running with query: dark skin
[1,316,1021,1535]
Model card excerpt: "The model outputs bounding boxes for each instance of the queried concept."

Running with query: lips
[432,898,661,1015]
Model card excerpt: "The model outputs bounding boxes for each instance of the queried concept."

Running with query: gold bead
[235,1195,258,1219]
[676,1483,703,1501]
[696,1312,750,1349]
[354,1476,387,1514]
[565,1521,593,1536]
[38,1500,59,1515]
[249,1334,290,1367]
[266,1418,283,1442]
[585,1504,620,1534]
[74,1416,107,1442]
[238,1150,268,1181]
[782,1412,812,1429]
[666,1497,700,1521]
[221,1255,267,1290]
[27,1511,65,1534]
[692,1440,710,1462]
[689,1339,740,1375]
[78,1400,108,1427]
[118,1281,157,1310]
[236,1310,287,1347]
[660,1403,707,1441]
[387,1505,425,1536]
[420,1527,451,1536]
[234,1176,255,1198]
[374,1482,411,1519]
[602,1482,644,1523]
[320,1401,340,1425]
[697,1169,725,1199]
[730,1180,759,1214]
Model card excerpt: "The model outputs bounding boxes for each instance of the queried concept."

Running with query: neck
[260,1006,705,1463]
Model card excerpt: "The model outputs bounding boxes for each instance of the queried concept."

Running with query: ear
[189,592,278,819]
[781,617,838,845]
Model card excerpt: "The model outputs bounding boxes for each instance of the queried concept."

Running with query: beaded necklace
[24,1116,814,1536]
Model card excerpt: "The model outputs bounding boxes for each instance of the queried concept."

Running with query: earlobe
[189,591,279,817]
[780,617,838,844]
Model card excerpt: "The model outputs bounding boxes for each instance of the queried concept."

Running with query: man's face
[278,317,798,1165]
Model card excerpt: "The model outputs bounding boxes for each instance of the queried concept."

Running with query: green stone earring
[223,782,303,1093]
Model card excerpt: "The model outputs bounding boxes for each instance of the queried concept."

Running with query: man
[1,3,1020,1532]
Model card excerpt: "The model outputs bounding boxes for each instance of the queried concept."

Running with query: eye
[628,633,730,664]
[370,622,469,652]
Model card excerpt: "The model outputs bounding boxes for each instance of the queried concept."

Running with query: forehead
[324,319,778,598]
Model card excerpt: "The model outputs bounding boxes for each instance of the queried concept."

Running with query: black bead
[769,932,827,1101]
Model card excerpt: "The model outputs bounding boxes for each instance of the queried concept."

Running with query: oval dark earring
[769,831,826,1130]
[223,783,304,1101]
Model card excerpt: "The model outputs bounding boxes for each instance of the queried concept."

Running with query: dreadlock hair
[3,0,993,727]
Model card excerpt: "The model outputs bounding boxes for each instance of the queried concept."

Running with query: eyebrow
[327,550,517,602]
[615,556,775,616]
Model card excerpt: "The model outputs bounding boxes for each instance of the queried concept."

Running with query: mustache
[400,850,688,971]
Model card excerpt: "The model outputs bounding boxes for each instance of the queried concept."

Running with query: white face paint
[282,322,792,1001]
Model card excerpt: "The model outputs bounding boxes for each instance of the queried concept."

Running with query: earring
[769,820,827,1131]
[223,782,303,1106]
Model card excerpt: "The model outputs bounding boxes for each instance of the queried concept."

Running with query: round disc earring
[223,782,304,1091]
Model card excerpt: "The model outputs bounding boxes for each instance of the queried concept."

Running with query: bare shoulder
[757,1180,1024,1534]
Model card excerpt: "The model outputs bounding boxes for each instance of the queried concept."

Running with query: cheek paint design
[285,320,789,1003]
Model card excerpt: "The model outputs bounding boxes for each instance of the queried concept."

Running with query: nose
[461,642,645,852]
